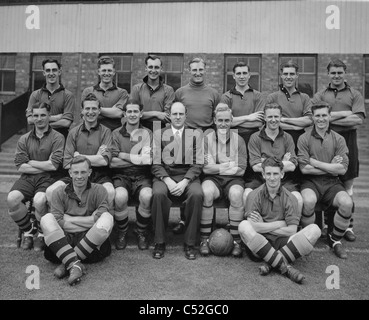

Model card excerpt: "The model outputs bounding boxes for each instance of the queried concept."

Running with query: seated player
[110,101,153,250]
[199,104,247,258]
[297,101,353,259]
[41,156,113,286]
[245,103,303,215]
[46,93,115,212]
[7,102,64,251]
[239,157,321,284]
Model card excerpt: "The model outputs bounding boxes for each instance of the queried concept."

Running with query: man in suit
[151,102,203,260]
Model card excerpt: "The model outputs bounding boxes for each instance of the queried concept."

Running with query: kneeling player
[239,157,321,284]
[110,102,153,250]
[199,104,247,257]
[41,156,113,286]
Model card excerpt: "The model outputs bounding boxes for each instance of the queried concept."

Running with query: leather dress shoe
[344,229,356,242]
[184,244,196,260]
[199,238,210,256]
[172,222,185,234]
[153,243,166,259]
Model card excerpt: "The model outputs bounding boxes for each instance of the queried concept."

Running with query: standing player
[297,102,353,259]
[266,60,312,149]
[8,102,64,251]
[130,55,174,131]
[41,156,114,286]
[239,157,321,284]
[26,58,75,139]
[199,104,247,258]
[110,102,153,250]
[81,56,129,131]
[312,59,366,241]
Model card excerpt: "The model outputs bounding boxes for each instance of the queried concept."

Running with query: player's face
[264,108,281,131]
[43,62,61,86]
[145,58,162,81]
[82,100,100,124]
[190,62,205,84]
[98,63,116,85]
[233,66,250,88]
[281,67,298,89]
[262,166,283,189]
[69,161,92,189]
[312,107,331,130]
[328,66,346,88]
[215,111,232,135]
[124,104,142,125]
[170,103,186,130]
[32,107,50,130]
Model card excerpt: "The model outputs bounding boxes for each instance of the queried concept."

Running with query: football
[208,228,234,256]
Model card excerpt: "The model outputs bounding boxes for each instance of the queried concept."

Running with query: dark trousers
[151,179,203,246]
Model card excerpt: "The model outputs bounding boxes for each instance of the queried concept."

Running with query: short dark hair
[42,58,62,70]
[145,54,162,66]
[262,157,284,171]
[280,60,299,73]
[81,93,101,109]
[70,155,92,169]
[98,56,115,68]
[32,101,51,113]
[233,61,249,73]
[311,101,332,115]
[327,58,347,72]
[123,99,143,112]
[264,103,282,115]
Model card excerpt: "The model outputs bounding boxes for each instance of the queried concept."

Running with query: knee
[303,223,321,244]
[114,189,128,208]
[139,188,152,205]
[302,195,316,210]
[238,220,254,238]
[202,188,215,204]
[40,213,59,234]
[7,191,23,209]
[96,212,114,233]
[228,189,244,207]
[338,195,353,213]
[33,192,47,208]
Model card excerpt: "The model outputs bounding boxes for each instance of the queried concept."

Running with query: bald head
[170,102,187,129]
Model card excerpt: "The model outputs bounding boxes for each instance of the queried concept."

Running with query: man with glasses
[82,56,129,131]
[130,54,175,132]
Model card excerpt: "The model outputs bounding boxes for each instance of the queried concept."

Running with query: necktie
[175,130,181,145]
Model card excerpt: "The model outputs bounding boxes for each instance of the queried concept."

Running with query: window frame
[364,55,369,102]
[224,54,262,92]
[0,53,16,94]
[278,54,317,98]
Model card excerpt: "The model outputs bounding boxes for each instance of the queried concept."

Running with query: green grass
[1,193,368,301]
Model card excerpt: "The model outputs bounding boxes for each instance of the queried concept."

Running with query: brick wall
[261,54,279,96]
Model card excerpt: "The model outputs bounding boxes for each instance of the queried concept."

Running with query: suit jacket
[151,124,204,182]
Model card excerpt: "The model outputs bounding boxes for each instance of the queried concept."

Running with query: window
[279,55,317,97]
[0,54,16,93]
[99,54,132,93]
[31,53,62,91]
[224,55,261,92]
[364,55,369,101]
[150,53,183,91]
